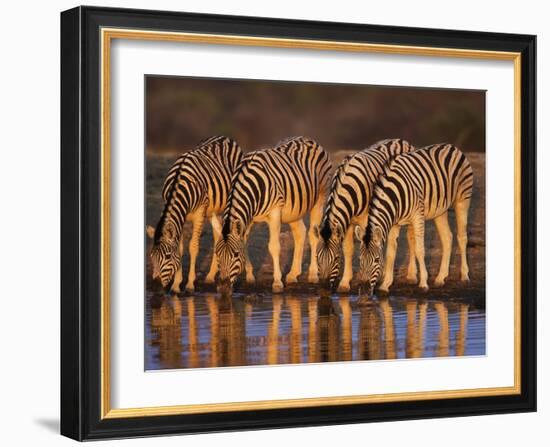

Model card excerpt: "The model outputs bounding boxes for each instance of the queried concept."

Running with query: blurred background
[146,76,485,154]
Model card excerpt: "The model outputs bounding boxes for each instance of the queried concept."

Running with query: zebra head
[357,225,384,297]
[147,222,181,292]
[315,222,344,291]
[215,219,246,297]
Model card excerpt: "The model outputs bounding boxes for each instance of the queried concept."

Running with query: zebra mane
[319,219,332,242]
[364,169,396,246]
[162,152,186,201]
[221,150,262,239]
[275,135,304,147]
[320,152,357,237]
[196,134,226,149]
[362,182,386,248]
[154,153,191,242]
[363,219,374,246]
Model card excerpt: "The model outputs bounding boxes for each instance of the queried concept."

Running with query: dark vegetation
[146,77,485,154]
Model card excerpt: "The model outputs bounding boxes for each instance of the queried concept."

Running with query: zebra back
[161,136,242,203]
[155,136,243,241]
[321,138,415,239]
[222,136,331,237]
[366,143,474,243]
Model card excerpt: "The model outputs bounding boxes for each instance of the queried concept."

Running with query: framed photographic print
[60,6,536,441]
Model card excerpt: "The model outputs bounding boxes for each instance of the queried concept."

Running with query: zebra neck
[155,210,184,243]
[322,192,356,237]
[158,187,203,241]
[225,173,271,231]
[324,216,348,243]
[368,206,395,246]
[221,215,250,240]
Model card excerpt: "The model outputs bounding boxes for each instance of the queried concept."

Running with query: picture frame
[60,5,536,441]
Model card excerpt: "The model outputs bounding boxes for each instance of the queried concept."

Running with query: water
[145,293,485,370]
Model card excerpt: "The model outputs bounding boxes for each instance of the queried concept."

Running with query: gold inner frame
[100,27,522,419]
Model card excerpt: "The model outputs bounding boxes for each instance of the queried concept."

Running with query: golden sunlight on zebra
[214,136,331,296]
[314,138,416,293]
[356,144,473,296]
[146,136,242,293]
[147,137,474,299]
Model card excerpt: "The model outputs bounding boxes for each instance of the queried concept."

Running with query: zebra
[314,139,417,292]
[146,136,243,293]
[215,136,332,296]
[357,143,474,296]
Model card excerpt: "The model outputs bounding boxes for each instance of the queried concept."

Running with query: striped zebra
[315,139,416,292]
[146,136,243,293]
[215,136,332,295]
[357,144,474,296]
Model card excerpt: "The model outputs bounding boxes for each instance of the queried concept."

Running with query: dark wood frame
[61,5,536,441]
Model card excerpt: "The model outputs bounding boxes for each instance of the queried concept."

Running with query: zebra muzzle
[151,276,164,292]
[318,278,333,297]
[358,285,373,298]
[217,278,233,298]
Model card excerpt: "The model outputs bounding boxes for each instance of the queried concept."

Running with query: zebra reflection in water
[146,294,479,370]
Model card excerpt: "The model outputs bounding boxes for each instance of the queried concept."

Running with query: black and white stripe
[316,139,416,292]
[147,136,243,292]
[358,143,474,295]
[215,136,332,295]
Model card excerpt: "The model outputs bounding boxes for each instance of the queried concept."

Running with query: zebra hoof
[185,286,195,294]
[406,276,417,284]
[433,278,446,287]
[204,276,216,284]
[285,275,299,284]
[419,285,429,293]
[308,274,319,284]
[337,284,350,294]
[461,275,470,283]
[272,283,284,294]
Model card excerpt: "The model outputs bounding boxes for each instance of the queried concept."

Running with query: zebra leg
[267,209,284,293]
[406,225,417,283]
[337,226,355,293]
[412,216,429,291]
[185,212,205,292]
[455,198,471,281]
[286,219,306,283]
[307,194,325,283]
[171,236,185,293]
[205,214,222,284]
[434,212,453,287]
[380,225,401,292]
[244,227,255,284]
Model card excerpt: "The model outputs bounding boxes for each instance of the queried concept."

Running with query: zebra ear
[373,227,383,247]
[212,222,222,239]
[354,225,365,243]
[312,225,320,239]
[232,220,242,235]
[165,224,177,241]
[146,225,155,239]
